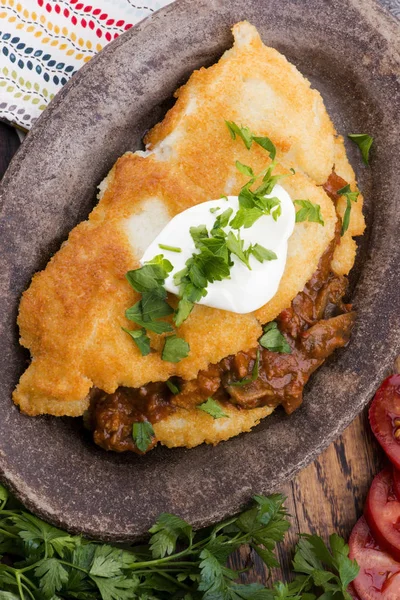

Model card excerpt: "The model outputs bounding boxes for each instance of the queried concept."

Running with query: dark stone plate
[0,0,399,541]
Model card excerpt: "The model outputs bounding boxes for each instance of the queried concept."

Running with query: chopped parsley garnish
[259,322,292,354]
[123,121,289,357]
[124,255,177,356]
[294,199,324,226]
[348,133,373,165]
[121,327,151,356]
[132,420,154,453]
[125,254,172,292]
[337,184,359,236]
[166,379,180,394]
[225,120,253,149]
[158,243,182,253]
[229,349,260,387]
[162,335,190,363]
[197,397,229,419]
[225,120,276,159]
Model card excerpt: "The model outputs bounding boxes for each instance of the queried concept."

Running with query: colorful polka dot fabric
[0,0,173,129]
[0,0,398,130]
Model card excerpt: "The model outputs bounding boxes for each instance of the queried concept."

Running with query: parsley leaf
[259,322,291,354]
[236,160,256,179]
[337,184,359,236]
[226,230,251,269]
[125,255,172,293]
[91,575,138,600]
[348,133,373,165]
[253,136,277,160]
[90,545,125,578]
[121,327,151,356]
[34,558,69,597]
[162,335,190,363]
[225,120,253,149]
[132,421,155,453]
[0,484,359,600]
[225,120,277,160]
[166,379,180,394]
[149,513,193,559]
[250,244,277,263]
[158,243,182,253]
[197,398,229,419]
[294,200,324,226]
[229,350,260,387]
[125,301,174,333]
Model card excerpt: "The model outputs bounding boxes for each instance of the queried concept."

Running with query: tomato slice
[348,583,363,600]
[364,468,400,561]
[369,374,400,469]
[349,516,400,600]
[394,467,400,500]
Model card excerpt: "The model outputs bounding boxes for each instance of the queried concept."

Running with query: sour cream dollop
[141,184,295,314]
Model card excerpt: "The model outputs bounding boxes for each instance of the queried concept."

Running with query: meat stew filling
[89,172,355,453]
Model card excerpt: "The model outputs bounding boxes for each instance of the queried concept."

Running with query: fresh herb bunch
[0,485,358,600]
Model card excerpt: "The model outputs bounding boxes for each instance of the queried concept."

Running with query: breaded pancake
[13,21,365,452]
[14,153,336,419]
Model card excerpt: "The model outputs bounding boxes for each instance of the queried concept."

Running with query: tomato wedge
[364,468,400,561]
[394,467,400,500]
[369,374,400,469]
[349,516,400,600]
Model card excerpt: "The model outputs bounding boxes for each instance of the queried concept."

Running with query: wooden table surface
[0,121,388,584]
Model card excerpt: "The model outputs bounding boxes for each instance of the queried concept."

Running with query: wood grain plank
[230,408,385,584]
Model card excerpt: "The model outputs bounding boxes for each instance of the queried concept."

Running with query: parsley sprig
[337,185,359,236]
[0,484,358,600]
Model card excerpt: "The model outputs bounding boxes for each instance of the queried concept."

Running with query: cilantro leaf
[337,184,359,236]
[132,421,155,453]
[121,327,151,356]
[225,120,253,149]
[229,350,260,387]
[197,398,229,419]
[348,133,373,165]
[259,322,291,354]
[149,513,193,559]
[162,335,190,363]
[35,558,69,597]
[294,200,324,226]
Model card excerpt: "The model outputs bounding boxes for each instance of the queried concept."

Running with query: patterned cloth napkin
[0,0,398,130]
[0,0,173,129]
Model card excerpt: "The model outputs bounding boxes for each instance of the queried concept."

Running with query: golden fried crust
[331,135,366,276]
[145,21,336,186]
[14,21,362,455]
[13,154,262,416]
[154,405,274,449]
[14,152,337,417]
